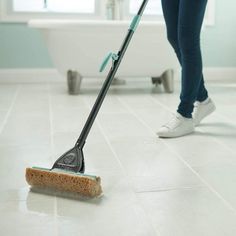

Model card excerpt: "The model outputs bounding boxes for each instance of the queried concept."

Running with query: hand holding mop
[26,0,149,198]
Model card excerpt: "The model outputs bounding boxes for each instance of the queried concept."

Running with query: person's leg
[197,75,208,102]
[158,0,194,138]
[177,0,208,118]
[161,0,182,64]
[161,0,208,105]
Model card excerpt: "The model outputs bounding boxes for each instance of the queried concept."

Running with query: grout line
[206,112,236,154]
[149,94,236,156]
[114,96,164,236]
[0,85,20,134]
[82,95,161,236]
[82,97,127,175]
[149,94,174,113]
[47,84,55,163]
[47,83,59,236]
[117,96,236,214]
[135,186,204,194]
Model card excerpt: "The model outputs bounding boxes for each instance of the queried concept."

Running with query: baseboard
[0,67,235,83]
[0,68,63,83]
[171,67,236,82]
[203,67,236,82]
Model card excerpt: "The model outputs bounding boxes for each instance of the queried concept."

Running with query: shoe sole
[157,128,194,138]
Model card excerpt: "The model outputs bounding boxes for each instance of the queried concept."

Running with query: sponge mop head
[25,167,102,198]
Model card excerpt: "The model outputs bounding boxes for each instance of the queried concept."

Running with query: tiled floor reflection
[0,78,236,236]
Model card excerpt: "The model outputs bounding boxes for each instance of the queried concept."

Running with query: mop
[25,0,149,198]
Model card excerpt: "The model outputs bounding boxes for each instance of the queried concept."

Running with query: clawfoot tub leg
[161,69,174,93]
[67,70,82,95]
[151,69,174,93]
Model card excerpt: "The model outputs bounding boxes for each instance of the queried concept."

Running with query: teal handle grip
[99,52,119,72]
[129,15,141,32]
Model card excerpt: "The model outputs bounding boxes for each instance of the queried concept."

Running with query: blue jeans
[161,0,208,118]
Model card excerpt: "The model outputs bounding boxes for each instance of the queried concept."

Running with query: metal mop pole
[52,0,149,173]
[76,0,149,149]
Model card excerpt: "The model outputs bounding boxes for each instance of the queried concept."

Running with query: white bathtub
[29,20,179,92]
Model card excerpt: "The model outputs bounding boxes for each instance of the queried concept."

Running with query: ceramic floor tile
[194,164,236,209]
[84,94,129,114]
[0,84,18,110]
[117,90,236,169]
[0,114,51,146]
[54,171,158,236]
[160,133,236,168]
[50,91,87,110]
[216,105,236,122]
[98,112,152,140]
[103,136,203,192]
[12,98,49,116]
[4,171,158,236]
[16,84,48,99]
[51,108,90,133]
[53,131,122,172]
[0,188,57,236]
[1,80,236,236]
[0,145,52,191]
[0,110,7,129]
[137,187,236,236]
[118,95,163,110]
[209,82,236,104]
[196,114,236,153]
[52,131,82,156]
[118,95,176,128]
[150,93,180,111]
[11,85,49,116]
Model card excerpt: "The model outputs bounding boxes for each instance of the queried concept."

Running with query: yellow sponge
[25,167,102,198]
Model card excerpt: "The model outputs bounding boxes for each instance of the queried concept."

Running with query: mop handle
[76,0,149,148]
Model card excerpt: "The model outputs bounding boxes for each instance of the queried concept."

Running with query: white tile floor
[0,78,236,236]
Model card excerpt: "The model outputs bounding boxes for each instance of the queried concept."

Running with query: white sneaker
[193,98,216,126]
[157,113,194,138]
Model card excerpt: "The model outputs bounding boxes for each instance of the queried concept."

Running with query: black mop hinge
[51,145,85,173]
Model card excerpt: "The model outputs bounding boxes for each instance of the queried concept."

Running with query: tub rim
[28,19,165,29]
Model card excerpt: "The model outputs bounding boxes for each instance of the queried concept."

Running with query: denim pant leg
[197,75,208,102]
[161,0,182,64]
[161,0,208,118]
[177,0,208,118]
